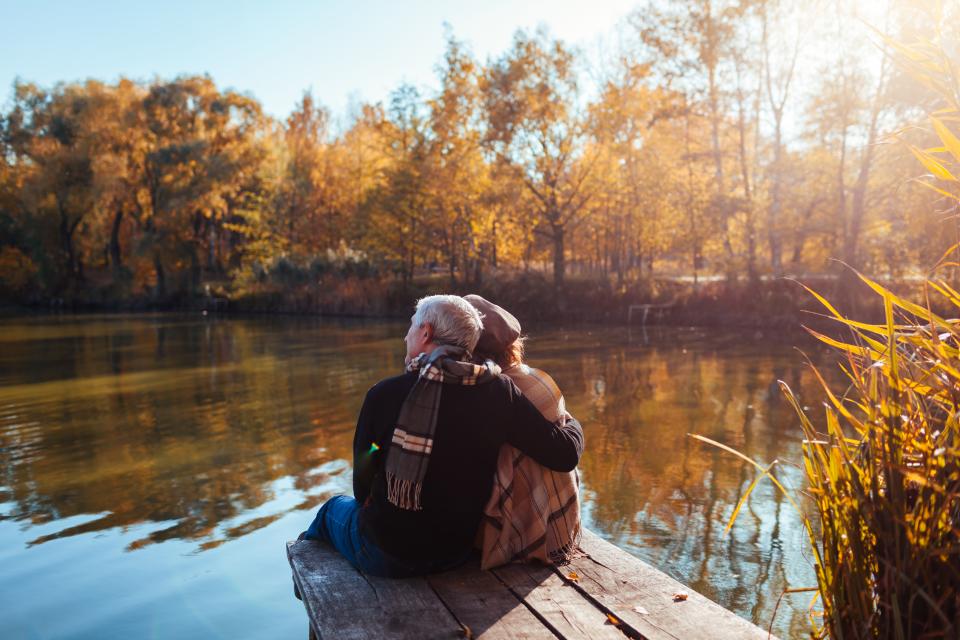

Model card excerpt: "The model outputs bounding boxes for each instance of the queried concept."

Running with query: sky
[1,0,639,123]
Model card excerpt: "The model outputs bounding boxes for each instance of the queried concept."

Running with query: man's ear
[421,322,434,342]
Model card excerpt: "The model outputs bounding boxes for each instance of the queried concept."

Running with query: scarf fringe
[547,529,583,565]
[386,473,423,511]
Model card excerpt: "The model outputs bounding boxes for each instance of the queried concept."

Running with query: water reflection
[531,327,832,637]
[0,315,401,556]
[0,316,835,639]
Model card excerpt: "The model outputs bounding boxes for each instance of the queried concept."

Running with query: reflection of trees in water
[0,317,403,552]
[532,332,835,638]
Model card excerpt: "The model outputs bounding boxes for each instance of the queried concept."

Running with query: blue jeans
[304,495,398,576]
[303,495,471,578]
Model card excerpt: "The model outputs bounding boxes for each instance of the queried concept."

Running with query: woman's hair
[476,336,526,369]
[413,295,483,352]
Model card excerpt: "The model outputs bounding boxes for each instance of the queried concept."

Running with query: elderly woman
[465,295,581,569]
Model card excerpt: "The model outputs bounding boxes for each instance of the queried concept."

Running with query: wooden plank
[426,562,558,639]
[288,531,775,640]
[491,562,627,640]
[287,540,464,640]
[556,531,775,640]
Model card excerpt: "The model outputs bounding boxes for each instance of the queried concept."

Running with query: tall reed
[792,277,958,638]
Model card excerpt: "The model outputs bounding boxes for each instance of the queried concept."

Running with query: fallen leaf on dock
[633,605,650,615]
[461,623,473,638]
[605,613,621,626]
[673,591,689,602]
[567,571,580,582]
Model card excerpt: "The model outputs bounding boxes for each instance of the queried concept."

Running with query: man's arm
[352,387,381,503]
[499,378,584,472]
[352,374,415,503]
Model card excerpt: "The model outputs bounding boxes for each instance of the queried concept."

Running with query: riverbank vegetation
[697,23,960,637]
[795,29,960,639]
[1,2,957,325]
[791,280,959,638]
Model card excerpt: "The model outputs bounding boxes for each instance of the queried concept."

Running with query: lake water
[0,313,837,639]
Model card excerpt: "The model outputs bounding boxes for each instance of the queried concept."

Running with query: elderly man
[301,294,583,578]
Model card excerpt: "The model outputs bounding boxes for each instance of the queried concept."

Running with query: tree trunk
[768,119,784,275]
[791,234,805,265]
[154,254,166,299]
[109,208,124,273]
[552,221,565,295]
[721,213,736,282]
[735,61,758,285]
[190,246,201,294]
[684,111,700,290]
[613,221,624,288]
[845,163,871,269]
[473,257,483,287]
[447,243,457,287]
[207,220,217,273]
[844,72,884,270]
[746,213,757,284]
[737,106,756,283]
[837,126,849,264]
[760,2,800,278]
[59,213,75,281]
[404,247,414,290]
[693,242,701,288]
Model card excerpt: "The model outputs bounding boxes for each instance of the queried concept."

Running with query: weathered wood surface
[287,530,778,640]
[566,531,772,640]
[427,565,550,639]
[490,562,624,640]
[286,539,462,639]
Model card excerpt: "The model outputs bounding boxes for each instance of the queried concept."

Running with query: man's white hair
[413,295,484,353]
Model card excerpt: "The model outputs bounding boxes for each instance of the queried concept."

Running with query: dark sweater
[352,371,583,566]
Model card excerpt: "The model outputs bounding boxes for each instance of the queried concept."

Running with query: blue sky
[2,0,638,122]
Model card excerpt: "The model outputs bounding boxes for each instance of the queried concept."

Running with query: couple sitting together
[301,294,583,576]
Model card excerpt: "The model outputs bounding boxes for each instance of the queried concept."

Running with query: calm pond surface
[0,313,840,639]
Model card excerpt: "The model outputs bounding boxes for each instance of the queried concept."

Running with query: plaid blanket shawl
[478,365,581,570]
[386,345,501,511]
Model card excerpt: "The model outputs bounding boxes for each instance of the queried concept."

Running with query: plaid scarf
[479,365,581,569]
[386,345,501,511]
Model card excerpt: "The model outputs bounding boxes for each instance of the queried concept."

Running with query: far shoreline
[2,272,933,333]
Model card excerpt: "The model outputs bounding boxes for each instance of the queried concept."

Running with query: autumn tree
[729,17,764,281]
[136,76,265,298]
[483,29,597,297]
[272,92,353,257]
[6,82,99,291]
[423,34,492,285]
[629,0,756,279]
[759,0,805,276]
[0,7,954,310]
[589,59,670,285]
[363,86,429,286]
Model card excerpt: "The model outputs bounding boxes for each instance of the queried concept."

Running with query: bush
[0,246,38,297]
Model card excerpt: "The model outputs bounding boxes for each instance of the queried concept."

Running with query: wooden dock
[287,530,776,639]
